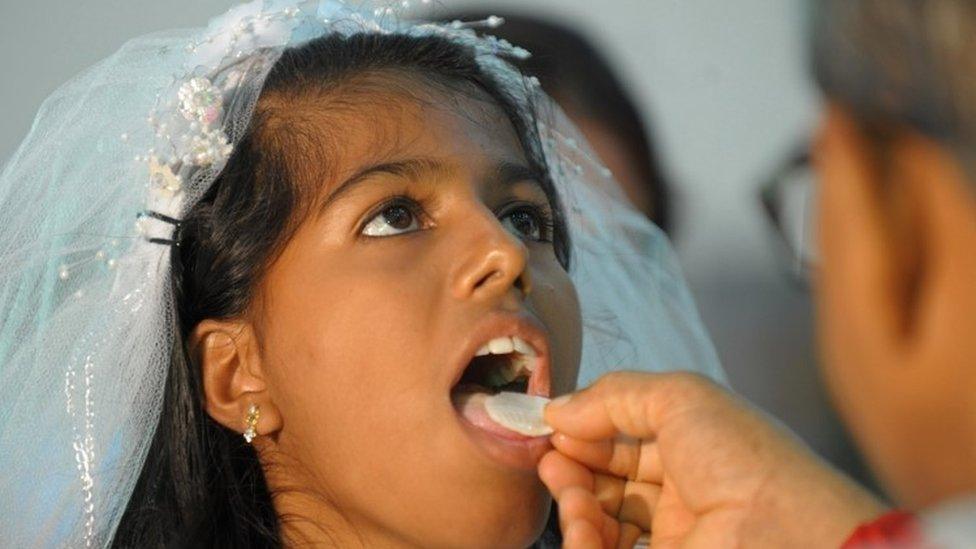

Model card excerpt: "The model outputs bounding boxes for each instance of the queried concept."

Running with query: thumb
[544,371,716,441]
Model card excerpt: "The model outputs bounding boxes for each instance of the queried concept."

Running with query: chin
[456,481,552,548]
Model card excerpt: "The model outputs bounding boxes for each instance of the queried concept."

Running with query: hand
[538,371,886,548]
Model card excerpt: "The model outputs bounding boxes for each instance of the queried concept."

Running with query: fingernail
[548,394,572,409]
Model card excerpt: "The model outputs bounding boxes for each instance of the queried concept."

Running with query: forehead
[279,71,530,187]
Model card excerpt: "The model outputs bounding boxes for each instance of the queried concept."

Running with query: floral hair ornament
[0,1,723,546]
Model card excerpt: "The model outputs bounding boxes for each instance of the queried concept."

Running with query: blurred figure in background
[440,11,672,232]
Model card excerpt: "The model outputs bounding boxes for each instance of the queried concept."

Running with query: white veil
[0,1,723,546]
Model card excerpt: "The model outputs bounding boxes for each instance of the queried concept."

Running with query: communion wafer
[484,392,553,436]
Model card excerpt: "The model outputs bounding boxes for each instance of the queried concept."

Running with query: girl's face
[251,75,581,546]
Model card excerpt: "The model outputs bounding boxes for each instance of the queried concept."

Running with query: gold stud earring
[243,404,260,443]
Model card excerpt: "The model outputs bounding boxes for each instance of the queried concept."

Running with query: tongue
[452,390,543,440]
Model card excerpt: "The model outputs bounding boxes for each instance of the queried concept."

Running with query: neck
[256,440,413,548]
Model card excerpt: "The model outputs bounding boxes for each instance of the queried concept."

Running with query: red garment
[842,511,929,548]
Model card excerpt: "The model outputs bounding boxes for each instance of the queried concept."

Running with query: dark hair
[439,10,672,232]
[112,32,567,548]
[812,0,976,181]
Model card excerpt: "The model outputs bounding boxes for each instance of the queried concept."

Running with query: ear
[817,104,976,354]
[885,120,976,353]
[815,106,904,353]
[190,319,283,441]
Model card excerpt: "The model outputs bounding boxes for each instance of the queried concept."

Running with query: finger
[558,486,619,549]
[545,371,720,441]
[563,519,604,549]
[616,523,645,549]
[552,433,663,484]
[649,475,695,544]
[617,481,660,530]
[558,487,606,541]
[590,473,661,530]
[592,473,625,517]
[538,450,595,496]
[539,453,653,540]
[539,454,658,535]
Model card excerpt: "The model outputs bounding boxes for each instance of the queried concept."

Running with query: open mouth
[449,324,553,461]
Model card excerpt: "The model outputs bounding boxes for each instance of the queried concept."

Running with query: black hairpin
[137,210,183,247]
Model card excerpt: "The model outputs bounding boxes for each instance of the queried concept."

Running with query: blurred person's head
[439,11,672,232]
[812,0,976,508]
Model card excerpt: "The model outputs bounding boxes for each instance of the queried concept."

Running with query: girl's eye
[361,202,421,237]
[500,207,545,241]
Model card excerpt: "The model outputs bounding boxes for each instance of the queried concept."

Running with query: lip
[446,312,552,398]
[456,409,553,472]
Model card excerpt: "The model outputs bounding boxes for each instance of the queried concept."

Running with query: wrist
[745,447,888,547]
[794,461,888,546]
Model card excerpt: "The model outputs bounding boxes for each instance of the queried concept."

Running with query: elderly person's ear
[815,105,976,506]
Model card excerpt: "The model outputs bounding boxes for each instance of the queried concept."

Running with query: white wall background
[0,0,868,477]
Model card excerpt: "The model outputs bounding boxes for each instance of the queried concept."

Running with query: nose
[450,207,532,303]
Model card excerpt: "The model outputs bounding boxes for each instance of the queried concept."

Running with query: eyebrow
[317,157,545,215]
[494,162,544,189]
[317,158,443,215]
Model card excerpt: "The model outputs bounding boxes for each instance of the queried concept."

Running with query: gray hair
[812,0,976,176]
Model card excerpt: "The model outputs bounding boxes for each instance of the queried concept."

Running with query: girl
[0,1,722,547]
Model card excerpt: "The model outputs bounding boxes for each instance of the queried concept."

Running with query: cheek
[530,252,582,396]
[259,251,443,462]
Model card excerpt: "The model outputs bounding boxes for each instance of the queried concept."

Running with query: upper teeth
[476,336,537,359]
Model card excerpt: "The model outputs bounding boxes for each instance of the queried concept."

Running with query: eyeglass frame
[758,143,818,287]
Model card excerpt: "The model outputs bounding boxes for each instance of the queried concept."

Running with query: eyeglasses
[759,145,818,286]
